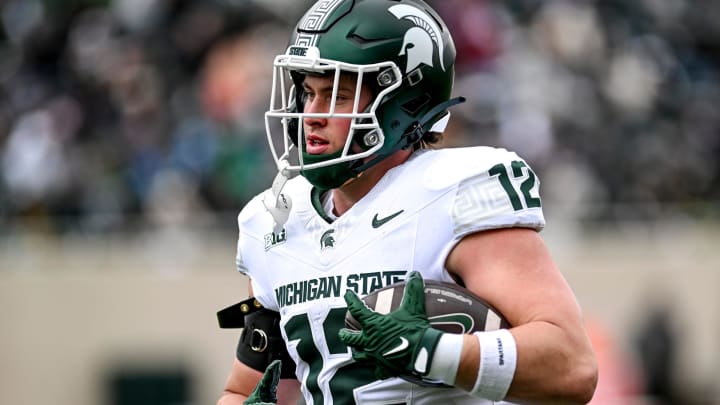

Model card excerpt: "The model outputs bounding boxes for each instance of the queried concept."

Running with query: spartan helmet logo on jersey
[264,0,463,190]
[320,229,336,250]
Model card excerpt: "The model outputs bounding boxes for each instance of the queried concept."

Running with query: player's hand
[243,360,281,405]
[338,271,444,380]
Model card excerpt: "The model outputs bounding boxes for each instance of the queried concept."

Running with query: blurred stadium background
[0,0,718,404]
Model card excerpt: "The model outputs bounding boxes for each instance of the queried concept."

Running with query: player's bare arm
[218,359,263,404]
[219,360,300,405]
[447,228,598,403]
[217,283,301,405]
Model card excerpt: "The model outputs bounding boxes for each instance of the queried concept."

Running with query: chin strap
[352,96,467,175]
[262,160,293,233]
[404,96,466,146]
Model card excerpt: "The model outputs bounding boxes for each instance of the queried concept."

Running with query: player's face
[301,73,373,155]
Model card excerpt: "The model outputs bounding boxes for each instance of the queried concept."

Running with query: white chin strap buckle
[263,162,293,233]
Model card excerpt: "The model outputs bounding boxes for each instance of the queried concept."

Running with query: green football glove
[338,271,443,381]
[244,360,281,405]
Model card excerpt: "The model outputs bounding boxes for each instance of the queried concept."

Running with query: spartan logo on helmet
[389,4,446,74]
[320,229,336,250]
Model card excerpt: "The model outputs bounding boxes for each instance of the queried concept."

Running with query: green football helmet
[264,0,463,190]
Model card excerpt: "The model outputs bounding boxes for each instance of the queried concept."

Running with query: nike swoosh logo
[383,336,409,356]
[372,210,404,228]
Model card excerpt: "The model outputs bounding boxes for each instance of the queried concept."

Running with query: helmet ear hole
[401,94,431,116]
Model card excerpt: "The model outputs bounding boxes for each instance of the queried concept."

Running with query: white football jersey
[236,147,545,405]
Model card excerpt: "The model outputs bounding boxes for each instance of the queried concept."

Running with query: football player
[218,0,598,404]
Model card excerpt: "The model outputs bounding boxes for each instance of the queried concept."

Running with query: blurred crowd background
[1,0,719,404]
[1,0,718,235]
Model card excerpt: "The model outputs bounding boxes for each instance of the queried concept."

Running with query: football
[344,279,510,334]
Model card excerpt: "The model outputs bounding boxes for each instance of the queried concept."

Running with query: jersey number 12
[490,160,541,210]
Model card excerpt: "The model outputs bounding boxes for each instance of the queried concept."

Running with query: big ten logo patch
[264,228,287,251]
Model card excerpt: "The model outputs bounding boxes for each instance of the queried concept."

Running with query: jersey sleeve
[235,194,263,277]
[235,193,280,311]
[450,149,545,241]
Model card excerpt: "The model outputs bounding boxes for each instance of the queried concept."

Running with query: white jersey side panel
[235,146,544,404]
